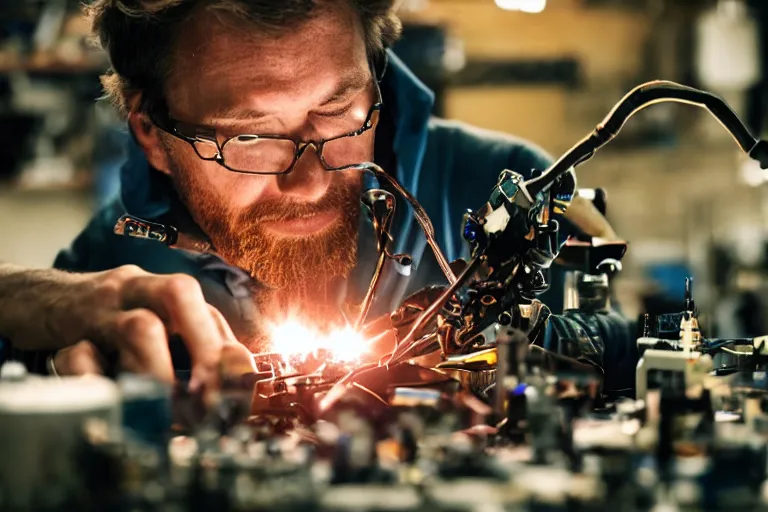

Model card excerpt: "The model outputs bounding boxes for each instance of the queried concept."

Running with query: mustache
[239,183,360,224]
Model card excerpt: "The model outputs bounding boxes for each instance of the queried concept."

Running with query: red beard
[172,170,362,333]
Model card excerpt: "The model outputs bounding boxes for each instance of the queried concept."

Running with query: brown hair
[86,0,402,116]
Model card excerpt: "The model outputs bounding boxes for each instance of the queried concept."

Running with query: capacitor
[0,362,121,510]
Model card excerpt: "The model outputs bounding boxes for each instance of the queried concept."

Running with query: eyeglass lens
[210,108,379,174]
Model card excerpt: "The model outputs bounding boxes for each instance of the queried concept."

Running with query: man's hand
[0,264,255,390]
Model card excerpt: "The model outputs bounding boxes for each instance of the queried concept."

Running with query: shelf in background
[0,56,106,75]
[0,173,94,195]
[0,181,96,268]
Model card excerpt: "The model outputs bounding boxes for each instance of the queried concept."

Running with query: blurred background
[1,0,768,336]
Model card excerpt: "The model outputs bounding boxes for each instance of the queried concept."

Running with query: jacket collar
[383,51,435,191]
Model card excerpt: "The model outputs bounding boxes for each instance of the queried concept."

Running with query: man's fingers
[207,304,237,342]
[207,304,257,377]
[121,274,225,389]
[53,341,105,376]
[112,309,174,383]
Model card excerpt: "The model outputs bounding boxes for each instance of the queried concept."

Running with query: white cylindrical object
[0,370,121,510]
[694,0,761,91]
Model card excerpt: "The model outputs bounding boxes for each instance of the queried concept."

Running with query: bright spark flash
[268,319,370,365]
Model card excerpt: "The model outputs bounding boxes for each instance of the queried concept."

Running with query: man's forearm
[0,263,86,351]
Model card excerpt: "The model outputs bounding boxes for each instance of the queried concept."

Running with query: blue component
[512,383,527,396]
[463,223,477,243]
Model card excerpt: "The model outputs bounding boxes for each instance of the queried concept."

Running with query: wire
[702,339,751,351]
[386,255,483,365]
[357,163,457,285]
[719,346,751,356]
[523,81,762,200]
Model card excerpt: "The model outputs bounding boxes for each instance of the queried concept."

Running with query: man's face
[139,5,376,321]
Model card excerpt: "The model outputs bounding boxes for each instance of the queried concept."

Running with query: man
[0,0,618,389]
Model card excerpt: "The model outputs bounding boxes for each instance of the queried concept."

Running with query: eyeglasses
[147,75,383,176]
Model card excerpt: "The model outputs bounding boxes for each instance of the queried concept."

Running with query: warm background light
[494,0,547,14]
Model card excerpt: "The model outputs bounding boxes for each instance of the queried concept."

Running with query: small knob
[685,277,695,311]
[596,258,622,276]
[391,254,413,276]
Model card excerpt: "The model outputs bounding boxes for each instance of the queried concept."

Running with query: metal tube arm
[522,80,768,203]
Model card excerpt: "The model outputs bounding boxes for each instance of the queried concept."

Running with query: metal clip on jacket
[113,215,179,246]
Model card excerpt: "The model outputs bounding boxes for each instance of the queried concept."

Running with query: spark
[267,318,370,366]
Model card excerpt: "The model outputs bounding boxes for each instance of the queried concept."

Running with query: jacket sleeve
[542,310,638,398]
[53,200,125,272]
[8,202,126,373]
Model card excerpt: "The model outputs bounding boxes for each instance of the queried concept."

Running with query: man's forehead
[204,69,370,122]
[171,6,366,78]
[165,5,369,117]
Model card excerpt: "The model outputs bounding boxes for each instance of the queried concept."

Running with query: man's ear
[127,112,172,175]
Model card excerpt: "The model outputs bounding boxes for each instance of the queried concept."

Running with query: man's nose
[275,144,332,202]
